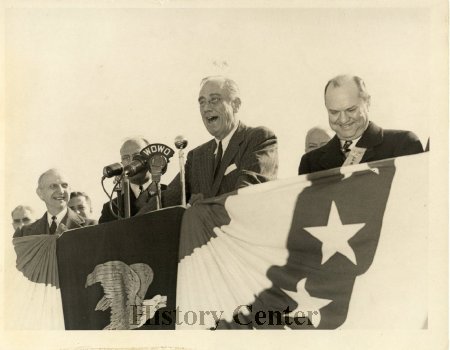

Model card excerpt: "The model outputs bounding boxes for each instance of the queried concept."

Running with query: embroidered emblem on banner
[85,261,167,330]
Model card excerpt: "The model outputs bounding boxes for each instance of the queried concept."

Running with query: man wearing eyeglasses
[99,137,166,223]
[298,74,424,175]
[11,205,36,231]
[138,75,278,212]
[13,169,95,238]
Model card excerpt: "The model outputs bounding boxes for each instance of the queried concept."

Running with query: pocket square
[224,163,237,175]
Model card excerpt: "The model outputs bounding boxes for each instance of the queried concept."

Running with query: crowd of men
[11,74,425,238]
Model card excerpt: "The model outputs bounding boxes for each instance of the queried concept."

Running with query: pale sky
[5,6,432,220]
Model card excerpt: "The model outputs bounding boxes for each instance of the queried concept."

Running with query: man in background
[298,74,423,175]
[13,168,95,238]
[304,126,333,153]
[99,137,165,223]
[69,191,97,223]
[11,205,36,231]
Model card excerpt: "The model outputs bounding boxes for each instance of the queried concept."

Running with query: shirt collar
[214,122,239,156]
[47,207,68,227]
[130,178,152,198]
[340,136,362,150]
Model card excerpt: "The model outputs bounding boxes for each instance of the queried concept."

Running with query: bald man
[304,126,333,153]
[99,137,166,223]
[11,205,36,231]
[13,169,95,238]
[298,75,423,175]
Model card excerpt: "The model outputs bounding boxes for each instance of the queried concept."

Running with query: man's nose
[337,111,349,123]
[201,103,213,113]
[55,184,67,193]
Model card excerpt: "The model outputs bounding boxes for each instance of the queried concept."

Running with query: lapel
[356,122,383,163]
[36,213,50,235]
[318,135,345,170]
[200,139,217,197]
[62,208,85,229]
[211,122,246,197]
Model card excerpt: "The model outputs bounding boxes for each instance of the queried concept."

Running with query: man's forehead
[69,196,86,204]
[41,172,67,185]
[12,208,31,218]
[308,130,329,140]
[121,140,146,155]
[199,80,225,97]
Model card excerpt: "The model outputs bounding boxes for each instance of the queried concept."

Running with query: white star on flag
[282,278,332,328]
[304,201,365,265]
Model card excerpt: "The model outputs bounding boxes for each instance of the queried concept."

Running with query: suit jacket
[298,121,424,175]
[13,208,96,238]
[139,121,278,212]
[98,184,167,224]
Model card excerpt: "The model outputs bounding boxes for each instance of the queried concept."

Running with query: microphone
[149,154,168,183]
[174,135,188,150]
[103,162,124,178]
[123,154,148,177]
[174,136,188,207]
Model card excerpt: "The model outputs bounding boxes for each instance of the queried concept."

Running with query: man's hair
[11,205,34,217]
[200,76,240,100]
[120,137,150,150]
[37,168,60,189]
[70,191,92,208]
[324,75,370,102]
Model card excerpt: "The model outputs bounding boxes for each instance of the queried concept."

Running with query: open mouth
[206,116,219,123]
[53,196,66,201]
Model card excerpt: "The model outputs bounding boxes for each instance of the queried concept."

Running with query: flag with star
[176,153,428,329]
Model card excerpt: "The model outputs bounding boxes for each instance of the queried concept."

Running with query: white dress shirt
[46,207,68,227]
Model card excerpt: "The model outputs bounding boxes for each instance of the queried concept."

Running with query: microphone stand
[113,177,124,218]
[150,173,162,210]
[178,148,187,208]
[122,177,131,218]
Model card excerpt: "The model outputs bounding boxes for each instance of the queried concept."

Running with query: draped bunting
[6,235,64,330]
[8,153,428,330]
[177,153,428,329]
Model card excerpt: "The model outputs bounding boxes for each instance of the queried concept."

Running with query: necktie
[342,140,353,157]
[139,185,144,195]
[213,141,223,179]
[49,216,57,235]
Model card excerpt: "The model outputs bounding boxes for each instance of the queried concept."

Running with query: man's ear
[365,96,371,110]
[232,97,241,113]
[36,187,43,201]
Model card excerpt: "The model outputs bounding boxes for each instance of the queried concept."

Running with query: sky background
[5,7,432,221]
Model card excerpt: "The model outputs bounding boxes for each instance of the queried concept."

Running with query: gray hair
[37,168,61,189]
[200,76,240,100]
[324,74,370,102]
[11,205,34,217]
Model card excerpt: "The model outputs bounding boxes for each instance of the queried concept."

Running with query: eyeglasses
[13,218,32,224]
[121,152,140,164]
[198,96,222,107]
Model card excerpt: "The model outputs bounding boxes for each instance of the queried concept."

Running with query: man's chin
[130,174,150,185]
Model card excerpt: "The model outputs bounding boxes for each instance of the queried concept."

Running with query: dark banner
[57,207,184,330]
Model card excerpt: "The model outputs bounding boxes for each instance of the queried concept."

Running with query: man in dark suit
[298,75,423,175]
[139,75,278,212]
[99,137,166,223]
[13,169,95,238]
